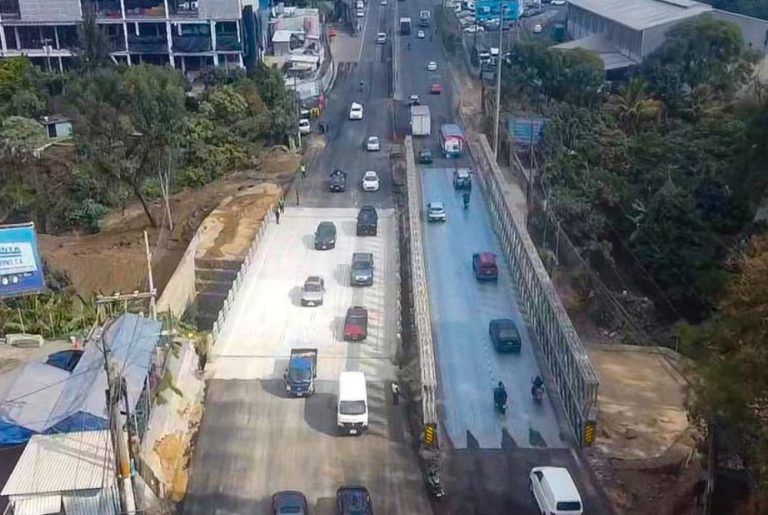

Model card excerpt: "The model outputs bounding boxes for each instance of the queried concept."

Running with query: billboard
[475,0,521,23]
[0,223,46,298]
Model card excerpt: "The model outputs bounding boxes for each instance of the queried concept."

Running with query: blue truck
[284,348,318,397]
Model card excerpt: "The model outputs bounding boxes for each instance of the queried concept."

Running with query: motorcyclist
[462,191,470,208]
[407,42,411,50]
[494,381,507,408]
[531,376,544,398]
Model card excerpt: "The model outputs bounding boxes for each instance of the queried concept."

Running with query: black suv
[453,168,472,190]
[336,486,374,515]
[314,221,337,250]
[329,169,347,192]
[418,149,433,164]
[356,205,378,236]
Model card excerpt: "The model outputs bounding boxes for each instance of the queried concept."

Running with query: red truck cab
[343,306,369,341]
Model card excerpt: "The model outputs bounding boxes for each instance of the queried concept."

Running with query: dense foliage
[502,17,766,317]
[706,0,768,20]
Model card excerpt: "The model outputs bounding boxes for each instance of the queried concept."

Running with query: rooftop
[567,0,712,31]
[554,34,641,70]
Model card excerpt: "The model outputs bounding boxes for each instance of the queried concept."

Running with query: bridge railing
[403,137,439,433]
[467,132,600,446]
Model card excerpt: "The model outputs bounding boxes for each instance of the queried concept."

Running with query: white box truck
[411,105,431,136]
[337,371,368,435]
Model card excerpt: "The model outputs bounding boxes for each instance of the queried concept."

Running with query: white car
[380,0,387,4]
[366,136,380,151]
[427,61,437,71]
[530,467,583,515]
[362,171,380,192]
[417,29,425,39]
[298,118,311,135]
[464,25,484,33]
[551,0,566,5]
[349,102,363,120]
[356,8,365,16]
[533,23,543,34]
[376,32,387,44]
[427,202,446,222]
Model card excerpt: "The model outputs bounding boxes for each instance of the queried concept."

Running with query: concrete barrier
[156,227,203,318]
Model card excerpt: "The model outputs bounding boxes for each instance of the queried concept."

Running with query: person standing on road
[300,163,307,179]
[278,196,285,213]
[295,188,300,205]
[274,206,281,225]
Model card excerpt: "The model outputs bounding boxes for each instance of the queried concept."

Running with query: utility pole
[492,0,504,160]
[101,324,137,514]
[294,75,302,148]
[143,231,157,320]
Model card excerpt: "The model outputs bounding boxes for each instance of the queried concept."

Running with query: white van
[529,467,583,514]
[337,371,368,435]
[356,0,364,9]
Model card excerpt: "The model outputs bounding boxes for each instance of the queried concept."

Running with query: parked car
[426,201,446,222]
[298,118,311,135]
[336,486,374,515]
[472,252,499,281]
[533,23,543,34]
[362,171,380,192]
[349,102,364,120]
[329,169,347,192]
[409,94,421,106]
[271,491,309,515]
[356,8,365,16]
[430,83,442,94]
[453,168,471,189]
[417,29,426,38]
[427,61,437,71]
[551,0,566,5]
[376,32,387,44]
[343,306,369,341]
[380,0,387,4]
[356,205,378,236]
[529,467,583,514]
[366,136,380,151]
[300,275,325,307]
[489,318,521,352]
[418,149,433,164]
[314,221,337,250]
[350,252,374,286]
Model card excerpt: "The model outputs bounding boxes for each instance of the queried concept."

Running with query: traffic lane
[209,208,398,382]
[421,168,566,450]
[440,448,613,515]
[184,378,431,515]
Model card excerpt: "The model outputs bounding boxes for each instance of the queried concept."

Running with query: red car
[343,306,368,341]
[430,83,442,94]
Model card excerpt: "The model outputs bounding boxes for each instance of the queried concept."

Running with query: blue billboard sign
[475,0,521,23]
[0,223,46,298]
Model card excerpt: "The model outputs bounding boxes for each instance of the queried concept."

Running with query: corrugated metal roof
[554,34,641,70]
[568,0,712,31]
[63,486,120,515]
[9,494,61,515]
[1,431,115,497]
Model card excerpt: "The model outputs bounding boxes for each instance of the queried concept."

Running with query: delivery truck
[400,17,412,35]
[284,348,318,397]
[410,105,431,136]
[440,123,466,158]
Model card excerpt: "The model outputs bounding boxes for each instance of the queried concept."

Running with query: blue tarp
[0,313,161,444]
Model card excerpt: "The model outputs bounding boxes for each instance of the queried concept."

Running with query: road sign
[583,420,596,447]
[0,223,46,298]
[423,423,438,448]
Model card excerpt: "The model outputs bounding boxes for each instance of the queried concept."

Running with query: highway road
[183,0,432,512]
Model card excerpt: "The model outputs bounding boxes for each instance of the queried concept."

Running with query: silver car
[427,202,446,222]
[301,276,325,306]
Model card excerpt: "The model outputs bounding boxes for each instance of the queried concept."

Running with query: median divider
[403,136,439,444]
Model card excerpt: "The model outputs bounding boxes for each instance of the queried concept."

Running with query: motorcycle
[463,193,470,209]
[425,469,445,499]
[531,377,544,405]
[495,399,507,414]
[494,383,507,415]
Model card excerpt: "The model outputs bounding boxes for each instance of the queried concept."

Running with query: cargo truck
[284,348,318,397]
[440,123,466,158]
[410,105,431,136]
[400,17,412,35]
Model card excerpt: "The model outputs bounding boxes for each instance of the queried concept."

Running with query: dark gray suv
[350,253,374,286]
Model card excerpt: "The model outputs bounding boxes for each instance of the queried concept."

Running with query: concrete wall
[19,0,81,22]
[156,230,204,319]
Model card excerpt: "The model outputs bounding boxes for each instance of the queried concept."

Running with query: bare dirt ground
[39,148,300,297]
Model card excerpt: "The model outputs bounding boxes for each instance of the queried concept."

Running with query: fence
[403,137,439,430]
[467,131,600,446]
[209,206,274,351]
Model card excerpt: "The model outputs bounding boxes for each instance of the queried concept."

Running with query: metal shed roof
[1,430,115,497]
[567,0,712,31]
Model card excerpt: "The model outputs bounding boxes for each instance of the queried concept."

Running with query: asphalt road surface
[184,0,433,511]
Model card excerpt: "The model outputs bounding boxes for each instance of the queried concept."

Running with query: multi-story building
[0,0,250,74]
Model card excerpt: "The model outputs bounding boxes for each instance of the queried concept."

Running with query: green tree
[0,57,50,118]
[251,63,297,143]
[75,1,112,74]
[605,78,663,134]
[68,65,187,227]
[643,16,755,109]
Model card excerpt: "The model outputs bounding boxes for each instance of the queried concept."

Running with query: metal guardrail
[209,206,275,351]
[467,133,600,446]
[403,137,439,428]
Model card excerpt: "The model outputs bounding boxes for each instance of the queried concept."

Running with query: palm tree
[606,78,663,134]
